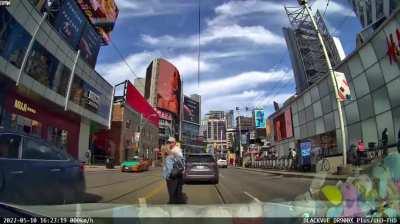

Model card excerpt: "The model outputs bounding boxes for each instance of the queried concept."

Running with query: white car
[217,159,228,168]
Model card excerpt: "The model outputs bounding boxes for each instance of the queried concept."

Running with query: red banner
[125,82,159,127]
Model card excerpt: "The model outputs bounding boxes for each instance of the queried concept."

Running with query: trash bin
[105,157,114,169]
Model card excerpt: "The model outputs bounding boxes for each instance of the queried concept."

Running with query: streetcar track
[214,184,226,204]
[103,179,162,203]
[87,174,160,189]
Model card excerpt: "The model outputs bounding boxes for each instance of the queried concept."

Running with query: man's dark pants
[166,179,178,204]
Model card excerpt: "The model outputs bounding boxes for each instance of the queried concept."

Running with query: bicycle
[316,153,330,172]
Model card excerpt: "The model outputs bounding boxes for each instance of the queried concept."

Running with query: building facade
[271,8,400,171]
[93,81,159,164]
[0,0,116,161]
[225,110,234,129]
[349,0,399,45]
[144,58,182,146]
[133,78,145,96]
[182,94,202,154]
[283,9,345,93]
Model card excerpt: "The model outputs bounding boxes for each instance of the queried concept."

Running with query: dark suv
[183,153,218,184]
[0,131,85,205]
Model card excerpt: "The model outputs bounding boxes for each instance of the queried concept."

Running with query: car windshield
[1,0,400,221]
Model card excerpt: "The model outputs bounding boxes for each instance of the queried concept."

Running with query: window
[347,55,364,78]
[315,118,325,135]
[371,29,387,59]
[310,87,320,103]
[358,94,374,120]
[387,77,400,108]
[313,101,323,118]
[53,64,71,96]
[10,114,42,137]
[372,87,390,115]
[47,126,68,150]
[22,138,62,160]
[0,9,31,68]
[365,63,385,91]
[25,41,60,89]
[69,76,103,115]
[303,92,311,107]
[362,118,378,144]
[0,134,21,159]
[321,95,333,115]
[376,0,384,19]
[344,101,360,125]
[353,73,370,98]
[380,55,400,83]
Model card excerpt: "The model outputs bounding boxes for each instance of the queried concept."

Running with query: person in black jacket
[382,128,388,157]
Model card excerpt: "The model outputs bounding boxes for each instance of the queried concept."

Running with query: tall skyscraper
[225,110,234,129]
[182,94,202,154]
[283,9,345,93]
[348,0,399,45]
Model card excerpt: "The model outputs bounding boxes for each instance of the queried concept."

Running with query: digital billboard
[300,140,312,157]
[79,24,101,67]
[54,0,86,48]
[77,0,119,43]
[254,109,266,128]
[156,59,182,116]
[183,96,200,124]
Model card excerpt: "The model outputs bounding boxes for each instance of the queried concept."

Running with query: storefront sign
[156,108,172,121]
[14,99,36,114]
[79,23,101,67]
[386,28,400,64]
[300,140,312,157]
[86,90,99,110]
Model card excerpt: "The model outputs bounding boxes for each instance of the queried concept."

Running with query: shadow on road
[81,192,103,203]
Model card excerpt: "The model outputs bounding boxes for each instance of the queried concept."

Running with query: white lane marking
[243,191,261,203]
[220,174,225,178]
[138,197,147,207]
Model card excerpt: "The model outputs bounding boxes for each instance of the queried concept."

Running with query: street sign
[334,71,351,101]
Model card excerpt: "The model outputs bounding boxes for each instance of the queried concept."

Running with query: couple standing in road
[162,137,187,204]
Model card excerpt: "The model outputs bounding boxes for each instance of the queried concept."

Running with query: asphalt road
[82,167,331,205]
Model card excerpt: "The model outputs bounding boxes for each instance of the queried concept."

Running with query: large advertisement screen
[54,0,86,48]
[156,59,181,116]
[254,109,266,128]
[79,24,101,67]
[284,108,293,138]
[183,96,200,124]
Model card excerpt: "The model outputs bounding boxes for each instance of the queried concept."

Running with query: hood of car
[121,161,140,167]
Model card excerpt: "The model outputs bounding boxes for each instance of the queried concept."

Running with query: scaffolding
[284,6,342,89]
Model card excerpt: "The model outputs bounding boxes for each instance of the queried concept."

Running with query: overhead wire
[109,40,139,79]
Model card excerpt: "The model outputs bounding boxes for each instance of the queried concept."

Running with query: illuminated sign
[334,71,351,101]
[14,99,36,114]
[155,108,172,121]
[254,109,266,128]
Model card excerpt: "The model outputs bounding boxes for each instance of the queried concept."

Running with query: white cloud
[116,0,193,18]
[142,24,284,48]
[185,69,293,97]
[96,51,217,84]
[311,0,356,17]
[202,90,293,115]
[96,51,158,84]
[208,0,283,27]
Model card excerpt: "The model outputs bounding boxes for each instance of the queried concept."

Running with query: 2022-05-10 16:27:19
[2,217,94,224]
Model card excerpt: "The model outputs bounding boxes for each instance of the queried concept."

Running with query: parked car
[121,157,151,172]
[184,153,218,184]
[217,158,228,168]
[0,131,85,205]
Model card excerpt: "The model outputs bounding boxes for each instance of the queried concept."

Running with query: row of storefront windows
[0,9,109,119]
[0,111,69,151]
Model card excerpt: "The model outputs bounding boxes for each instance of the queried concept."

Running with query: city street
[83,167,330,205]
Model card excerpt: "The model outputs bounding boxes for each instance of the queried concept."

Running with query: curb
[235,167,349,181]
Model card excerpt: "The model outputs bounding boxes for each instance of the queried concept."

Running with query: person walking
[162,137,186,204]
[291,148,297,170]
[382,128,389,157]
[356,139,366,165]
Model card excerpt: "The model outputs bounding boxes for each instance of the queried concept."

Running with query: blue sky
[96,0,362,118]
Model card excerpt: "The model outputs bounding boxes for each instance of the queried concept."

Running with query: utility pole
[298,0,347,167]
[236,107,243,167]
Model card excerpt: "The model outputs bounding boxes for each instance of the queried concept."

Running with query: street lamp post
[298,0,347,167]
[236,107,243,167]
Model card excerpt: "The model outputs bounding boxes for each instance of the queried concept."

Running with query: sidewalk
[234,166,370,181]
